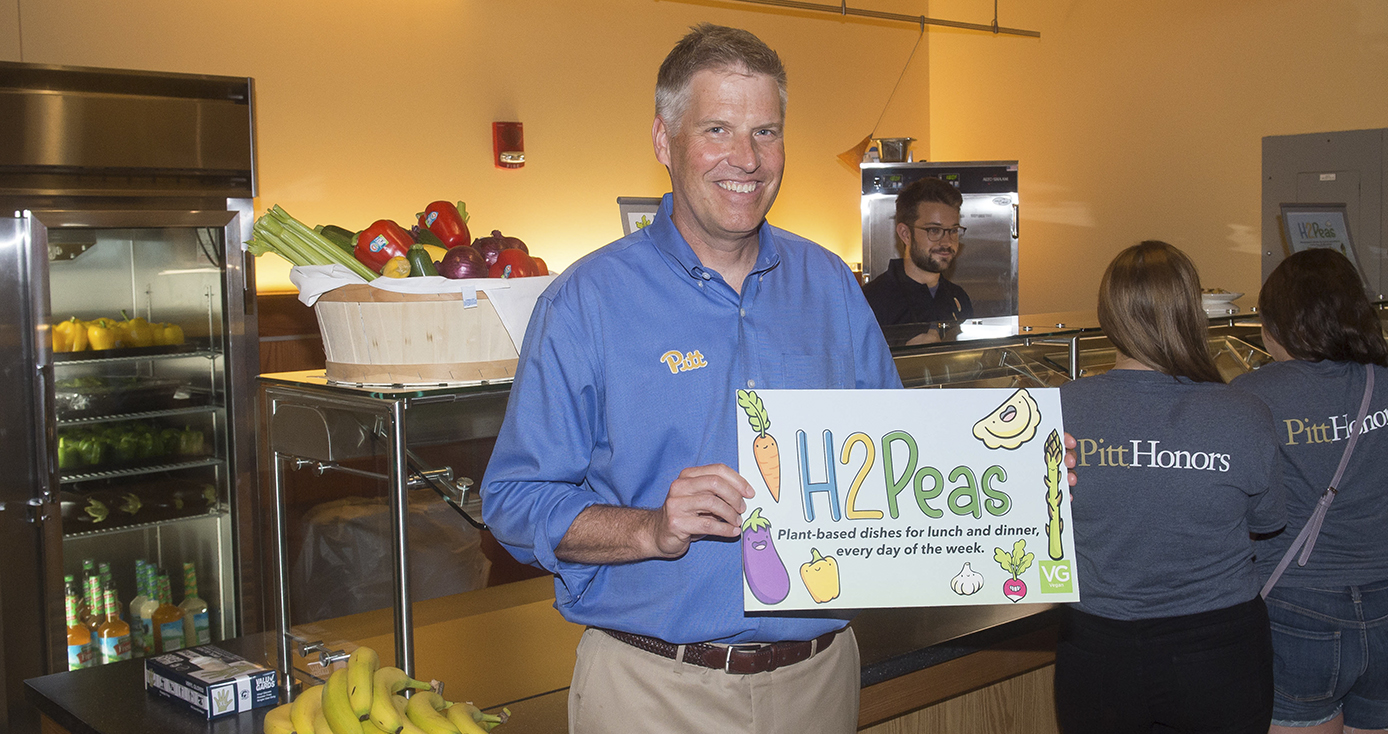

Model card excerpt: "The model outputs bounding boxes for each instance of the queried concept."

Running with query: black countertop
[27,599,1060,734]
[25,634,282,734]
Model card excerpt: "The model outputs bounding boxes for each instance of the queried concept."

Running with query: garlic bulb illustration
[950,563,984,595]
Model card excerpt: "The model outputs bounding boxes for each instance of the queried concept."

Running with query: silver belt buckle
[724,644,762,673]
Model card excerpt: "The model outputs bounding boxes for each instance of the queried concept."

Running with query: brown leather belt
[600,628,840,675]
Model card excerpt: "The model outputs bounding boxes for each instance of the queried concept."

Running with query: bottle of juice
[78,559,95,616]
[152,573,185,653]
[179,562,211,646]
[97,588,132,663]
[98,562,123,621]
[83,574,103,661]
[137,565,161,657]
[64,577,92,670]
[128,560,149,658]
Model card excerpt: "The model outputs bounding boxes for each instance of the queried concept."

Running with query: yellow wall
[928,0,1388,313]
[8,1,1379,309]
[0,0,931,292]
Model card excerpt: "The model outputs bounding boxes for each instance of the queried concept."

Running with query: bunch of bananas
[261,646,509,734]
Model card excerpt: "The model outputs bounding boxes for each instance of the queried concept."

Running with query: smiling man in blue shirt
[482,24,899,733]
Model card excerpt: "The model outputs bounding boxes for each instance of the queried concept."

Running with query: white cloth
[288,264,368,306]
[288,265,556,355]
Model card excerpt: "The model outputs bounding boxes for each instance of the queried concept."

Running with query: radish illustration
[993,539,1034,603]
[1002,578,1028,602]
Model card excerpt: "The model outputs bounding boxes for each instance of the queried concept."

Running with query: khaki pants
[568,627,860,734]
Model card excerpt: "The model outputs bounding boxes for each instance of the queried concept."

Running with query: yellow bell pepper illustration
[800,548,841,604]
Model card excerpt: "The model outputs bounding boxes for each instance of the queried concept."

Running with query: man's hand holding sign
[736,387,1081,610]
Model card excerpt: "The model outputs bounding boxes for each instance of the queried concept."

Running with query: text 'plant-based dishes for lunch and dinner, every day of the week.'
[245,202,549,281]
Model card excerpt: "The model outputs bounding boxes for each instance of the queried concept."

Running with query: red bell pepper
[489,248,538,278]
[354,219,413,273]
[417,201,472,249]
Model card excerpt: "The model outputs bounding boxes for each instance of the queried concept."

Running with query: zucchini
[319,224,357,254]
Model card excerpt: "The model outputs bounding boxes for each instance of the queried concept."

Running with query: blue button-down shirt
[481,194,901,644]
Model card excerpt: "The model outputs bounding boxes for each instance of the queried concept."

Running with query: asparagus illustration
[1044,430,1065,560]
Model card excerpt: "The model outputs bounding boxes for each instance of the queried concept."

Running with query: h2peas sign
[735,388,1080,611]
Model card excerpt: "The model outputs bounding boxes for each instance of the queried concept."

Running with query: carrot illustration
[736,389,780,502]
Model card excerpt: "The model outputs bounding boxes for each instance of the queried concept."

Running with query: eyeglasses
[912,225,966,242]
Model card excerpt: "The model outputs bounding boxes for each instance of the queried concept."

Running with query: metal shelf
[62,507,228,539]
[52,345,221,367]
[57,404,223,427]
[59,457,223,484]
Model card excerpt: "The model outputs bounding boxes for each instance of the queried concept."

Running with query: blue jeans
[1265,581,1388,729]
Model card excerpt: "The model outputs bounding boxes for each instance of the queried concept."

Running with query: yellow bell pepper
[381,255,411,278]
[120,311,155,348]
[86,318,120,351]
[67,317,90,352]
[799,548,841,604]
[69,318,89,352]
[53,318,75,352]
[153,322,185,346]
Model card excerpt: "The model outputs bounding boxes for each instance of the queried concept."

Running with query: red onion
[500,233,528,253]
[437,245,487,279]
[472,231,505,265]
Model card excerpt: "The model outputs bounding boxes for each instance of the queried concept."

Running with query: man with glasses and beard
[862,177,974,336]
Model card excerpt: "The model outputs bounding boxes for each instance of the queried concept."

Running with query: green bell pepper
[114,433,140,463]
[177,426,205,456]
[79,436,109,467]
[57,436,83,472]
[160,428,184,458]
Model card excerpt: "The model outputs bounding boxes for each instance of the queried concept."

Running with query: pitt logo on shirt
[661,349,708,375]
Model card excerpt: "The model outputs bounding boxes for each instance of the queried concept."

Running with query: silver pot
[875,137,914,163]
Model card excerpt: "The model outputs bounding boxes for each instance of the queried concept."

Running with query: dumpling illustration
[972,388,1041,450]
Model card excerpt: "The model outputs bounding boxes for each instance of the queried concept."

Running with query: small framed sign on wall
[617,196,662,236]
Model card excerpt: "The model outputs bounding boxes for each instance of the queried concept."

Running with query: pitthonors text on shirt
[1281,403,1388,445]
[1074,438,1233,472]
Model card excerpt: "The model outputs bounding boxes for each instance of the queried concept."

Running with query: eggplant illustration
[741,508,790,604]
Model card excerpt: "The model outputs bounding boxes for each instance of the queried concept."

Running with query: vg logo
[1039,561,1073,594]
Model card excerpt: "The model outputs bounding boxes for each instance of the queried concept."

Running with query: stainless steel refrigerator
[861,161,1020,318]
[0,61,260,731]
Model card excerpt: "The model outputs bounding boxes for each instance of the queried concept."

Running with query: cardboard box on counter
[145,645,278,719]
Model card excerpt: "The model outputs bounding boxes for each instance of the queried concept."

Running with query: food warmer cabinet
[0,61,259,730]
[889,316,1274,389]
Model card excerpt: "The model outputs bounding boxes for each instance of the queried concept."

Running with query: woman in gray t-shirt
[1056,241,1284,734]
[1231,248,1388,734]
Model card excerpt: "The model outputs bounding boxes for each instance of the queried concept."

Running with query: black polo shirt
[861,258,974,326]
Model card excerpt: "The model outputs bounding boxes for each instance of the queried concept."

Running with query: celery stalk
[260,207,377,280]
[254,227,316,267]
[281,226,377,281]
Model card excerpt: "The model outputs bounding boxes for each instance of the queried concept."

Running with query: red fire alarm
[492,122,524,169]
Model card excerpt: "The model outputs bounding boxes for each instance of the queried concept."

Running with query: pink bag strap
[1261,365,1375,599]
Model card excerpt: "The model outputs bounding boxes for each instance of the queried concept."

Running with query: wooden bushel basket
[313,284,518,384]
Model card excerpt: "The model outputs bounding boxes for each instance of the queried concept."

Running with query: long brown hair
[1098,241,1223,383]
[1260,248,1388,366]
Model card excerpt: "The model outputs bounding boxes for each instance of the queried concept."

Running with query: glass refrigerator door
[36,209,243,660]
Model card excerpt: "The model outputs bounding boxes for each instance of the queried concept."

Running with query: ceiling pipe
[723,0,1040,38]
